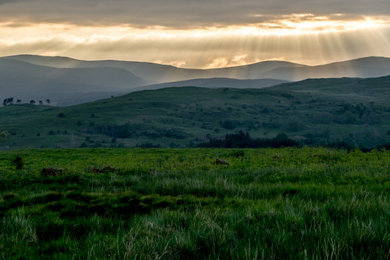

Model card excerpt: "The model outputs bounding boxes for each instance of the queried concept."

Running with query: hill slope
[0,59,145,106]
[1,75,390,149]
[6,55,390,83]
[132,78,289,92]
[2,55,390,106]
[265,57,390,81]
[5,55,303,84]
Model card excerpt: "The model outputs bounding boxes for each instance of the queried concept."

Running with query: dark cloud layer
[0,0,389,27]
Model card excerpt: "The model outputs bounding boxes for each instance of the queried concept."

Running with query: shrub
[13,155,24,170]
[220,120,241,130]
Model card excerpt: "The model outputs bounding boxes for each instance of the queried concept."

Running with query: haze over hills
[6,55,390,83]
[263,57,390,80]
[131,78,289,92]
[1,54,390,106]
[0,59,145,106]
[1,75,390,149]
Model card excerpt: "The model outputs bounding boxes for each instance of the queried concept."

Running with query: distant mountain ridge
[132,78,289,92]
[6,55,390,83]
[0,59,145,105]
[1,54,390,106]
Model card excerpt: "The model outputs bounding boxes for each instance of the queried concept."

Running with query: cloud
[0,0,32,4]
[0,0,389,67]
[1,24,389,68]
[0,0,389,27]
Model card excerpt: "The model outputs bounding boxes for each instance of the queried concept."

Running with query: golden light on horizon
[0,14,389,68]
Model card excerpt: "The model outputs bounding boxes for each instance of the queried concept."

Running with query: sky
[0,0,389,68]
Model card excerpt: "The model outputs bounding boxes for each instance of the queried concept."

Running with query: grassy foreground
[0,148,389,259]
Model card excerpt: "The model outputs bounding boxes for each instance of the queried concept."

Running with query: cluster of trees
[90,123,187,139]
[198,131,300,148]
[2,98,51,106]
[3,98,20,106]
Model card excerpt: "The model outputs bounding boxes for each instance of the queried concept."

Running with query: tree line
[198,131,300,148]
[3,98,51,106]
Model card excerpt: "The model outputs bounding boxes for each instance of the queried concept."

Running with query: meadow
[0,147,389,259]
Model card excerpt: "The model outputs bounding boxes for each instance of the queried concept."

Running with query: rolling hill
[6,55,390,83]
[0,59,145,106]
[263,57,390,81]
[131,78,289,92]
[4,55,303,84]
[0,56,295,105]
[2,55,390,106]
[1,75,390,149]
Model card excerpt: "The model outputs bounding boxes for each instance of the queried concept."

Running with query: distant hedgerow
[198,131,300,148]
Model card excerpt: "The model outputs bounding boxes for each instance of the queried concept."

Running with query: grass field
[1,148,390,259]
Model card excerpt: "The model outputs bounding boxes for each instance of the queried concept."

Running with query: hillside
[0,59,145,106]
[2,55,390,106]
[1,75,390,149]
[132,78,289,92]
[265,57,390,81]
[6,55,390,83]
[5,55,303,84]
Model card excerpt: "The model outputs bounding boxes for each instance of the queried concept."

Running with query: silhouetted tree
[30,100,36,105]
[39,100,43,105]
[17,99,22,104]
[3,98,14,106]
[46,99,51,104]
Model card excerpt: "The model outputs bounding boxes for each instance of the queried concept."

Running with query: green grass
[0,147,389,259]
[1,75,390,149]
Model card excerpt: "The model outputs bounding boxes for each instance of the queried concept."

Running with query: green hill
[1,76,390,149]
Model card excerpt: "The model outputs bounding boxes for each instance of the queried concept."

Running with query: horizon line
[2,53,390,70]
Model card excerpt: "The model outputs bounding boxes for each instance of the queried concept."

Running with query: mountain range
[1,55,390,105]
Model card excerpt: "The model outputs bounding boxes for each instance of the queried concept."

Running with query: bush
[80,142,88,148]
[220,120,241,130]
[13,155,24,170]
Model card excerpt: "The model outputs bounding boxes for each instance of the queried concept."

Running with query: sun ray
[0,14,389,68]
